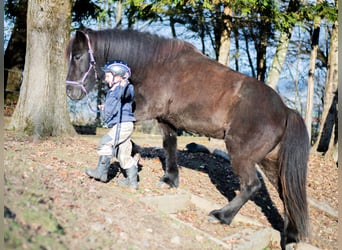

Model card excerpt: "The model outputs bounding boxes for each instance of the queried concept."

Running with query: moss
[5,192,67,250]
[4,221,23,248]
[23,117,35,136]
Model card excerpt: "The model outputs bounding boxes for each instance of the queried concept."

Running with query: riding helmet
[101,60,131,78]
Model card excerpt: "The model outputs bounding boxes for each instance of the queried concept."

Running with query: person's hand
[98,104,104,110]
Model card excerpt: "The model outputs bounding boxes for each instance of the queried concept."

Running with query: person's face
[105,72,114,85]
[105,72,123,87]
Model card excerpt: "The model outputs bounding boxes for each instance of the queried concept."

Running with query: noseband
[66,32,100,112]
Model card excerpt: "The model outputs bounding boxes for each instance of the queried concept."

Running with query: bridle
[66,32,100,112]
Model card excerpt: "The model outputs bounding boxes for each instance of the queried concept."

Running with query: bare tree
[266,0,300,89]
[8,0,75,138]
[305,0,322,141]
[115,0,123,28]
[217,5,232,66]
[313,20,338,156]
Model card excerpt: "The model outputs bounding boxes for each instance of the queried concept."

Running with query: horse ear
[75,31,88,47]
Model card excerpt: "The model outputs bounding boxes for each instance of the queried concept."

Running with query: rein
[66,32,100,113]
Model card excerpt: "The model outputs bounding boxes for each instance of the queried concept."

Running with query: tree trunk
[4,0,28,100]
[217,6,232,66]
[251,8,272,82]
[8,0,75,137]
[266,31,291,89]
[233,27,240,71]
[316,91,337,151]
[305,7,321,142]
[255,32,268,82]
[313,20,338,154]
[266,0,300,89]
[115,0,123,28]
[243,28,256,78]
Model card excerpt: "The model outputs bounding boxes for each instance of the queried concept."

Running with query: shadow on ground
[132,144,284,235]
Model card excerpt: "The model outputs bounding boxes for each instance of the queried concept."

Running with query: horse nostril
[66,86,71,96]
[65,83,86,100]
[66,86,76,99]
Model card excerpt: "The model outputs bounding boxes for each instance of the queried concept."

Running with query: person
[85,60,140,189]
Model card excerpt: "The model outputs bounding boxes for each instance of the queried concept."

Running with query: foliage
[4,0,27,19]
[300,1,338,23]
[126,1,162,20]
[72,0,103,25]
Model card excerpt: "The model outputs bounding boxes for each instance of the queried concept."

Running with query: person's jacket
[104,82,136,128]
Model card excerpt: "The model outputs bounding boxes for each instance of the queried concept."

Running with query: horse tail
[279,109,309,241]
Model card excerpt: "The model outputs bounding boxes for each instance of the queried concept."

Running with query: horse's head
[66,30,98,100]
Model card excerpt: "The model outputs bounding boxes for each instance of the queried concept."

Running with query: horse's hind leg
[209,158,261,224]
[260,158,299,247]
[158,121,179,187]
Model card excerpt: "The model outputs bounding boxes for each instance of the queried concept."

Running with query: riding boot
[85,155,111,182]
[117,165,138,189]
[117,154,140,189]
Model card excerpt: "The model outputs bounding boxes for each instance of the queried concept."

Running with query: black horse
[66,28,309,248]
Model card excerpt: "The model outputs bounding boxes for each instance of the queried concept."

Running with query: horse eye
[74,54,81,60]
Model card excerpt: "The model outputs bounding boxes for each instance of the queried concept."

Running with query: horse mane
[83,28,199,70]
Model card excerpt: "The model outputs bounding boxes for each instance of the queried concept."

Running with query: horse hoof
[208,210,221,221]
[157,181,172,189]
[208,210,232,225]
[159,175,178,188]
[206,214,220,224]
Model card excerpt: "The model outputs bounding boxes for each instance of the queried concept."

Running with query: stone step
[139,188,320,250]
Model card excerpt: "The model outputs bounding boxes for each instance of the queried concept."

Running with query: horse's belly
[169,114,227,139]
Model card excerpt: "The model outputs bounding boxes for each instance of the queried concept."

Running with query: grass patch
[5,196,67,250]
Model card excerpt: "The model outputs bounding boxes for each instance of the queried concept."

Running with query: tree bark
[266,0,300,89]
[115,0,123,28]
[313,20,338,154]
[217,6,232,66]
[232,27,240,71]
[4,0,27,100]
[266,31,291,89]
[243,28,256,78]
[305,6,321,142]
[255,31,268,82]
[316,91,337,151]
[8,0,75,137]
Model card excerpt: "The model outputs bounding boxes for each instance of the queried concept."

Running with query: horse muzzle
[66,83,87,100]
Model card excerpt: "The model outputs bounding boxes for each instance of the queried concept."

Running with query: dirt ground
[4,127,338,249]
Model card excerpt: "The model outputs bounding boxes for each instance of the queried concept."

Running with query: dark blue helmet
[101,60,131,78]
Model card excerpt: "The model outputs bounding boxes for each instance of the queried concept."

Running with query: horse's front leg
[158,121,179,188]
